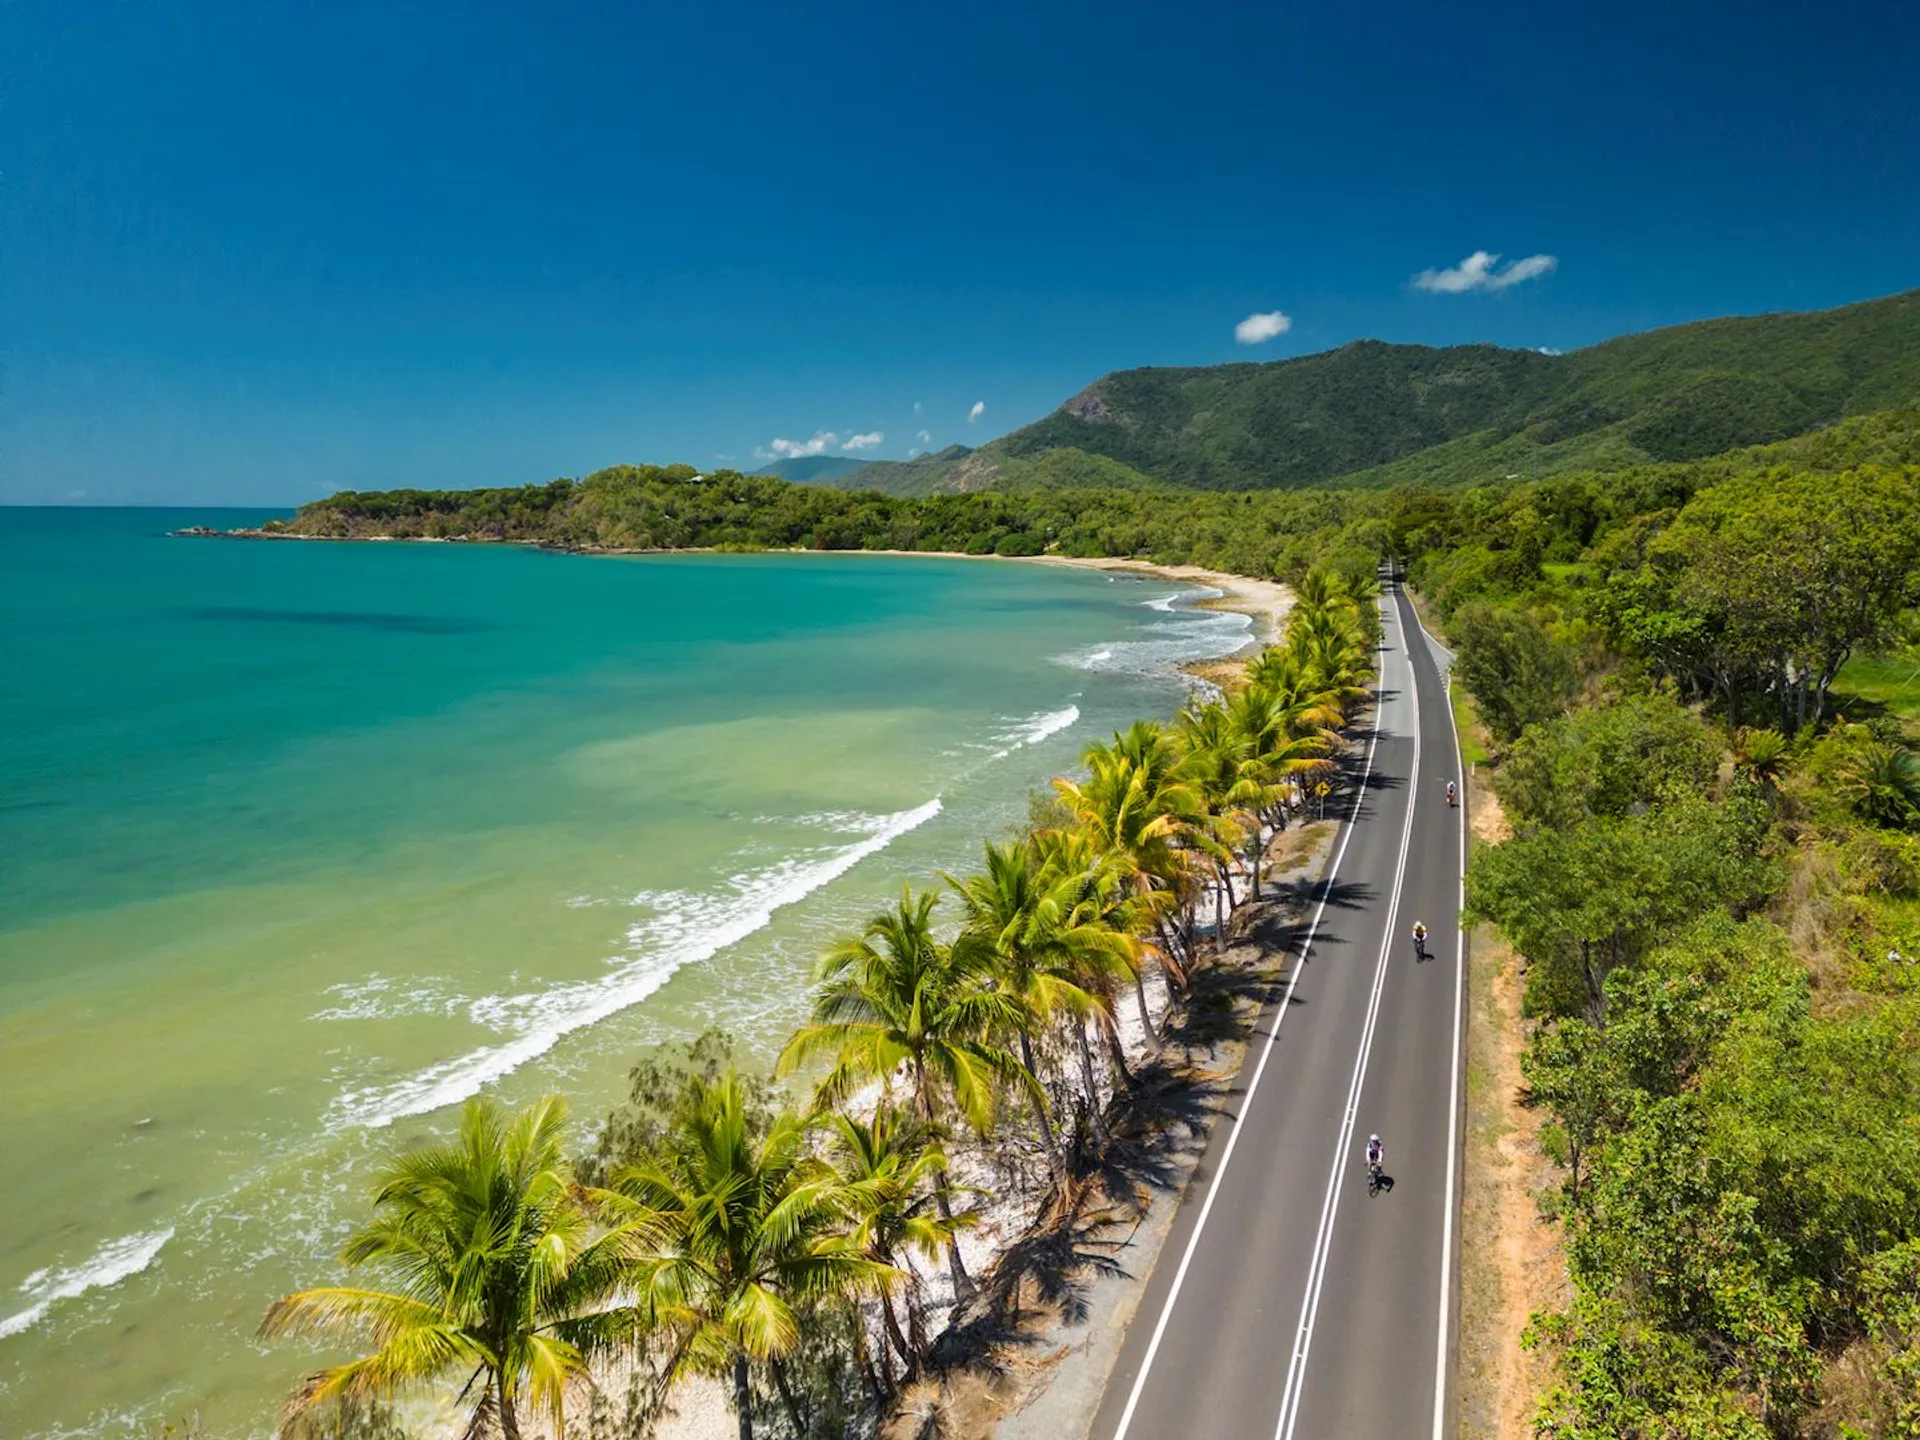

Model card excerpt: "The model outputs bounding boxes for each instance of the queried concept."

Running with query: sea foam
[0,1227,174,1340]
[1057,589,1252,676]
[989,705,1079,757]
[328,797,944,1130]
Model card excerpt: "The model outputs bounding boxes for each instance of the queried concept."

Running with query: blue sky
[5,1,1917,505]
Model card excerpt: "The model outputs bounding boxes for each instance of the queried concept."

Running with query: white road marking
[1106,619,1391,1440]
[1273,596,1422,1440]
[1411,594,1470,1440]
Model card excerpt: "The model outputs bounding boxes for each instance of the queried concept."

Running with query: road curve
[1090,578,1468,1440]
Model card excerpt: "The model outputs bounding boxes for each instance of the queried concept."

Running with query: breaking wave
[0,1227,174,1341]
[326,798,944,1129]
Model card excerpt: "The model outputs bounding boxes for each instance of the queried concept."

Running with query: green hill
[750,455,871,484]
[847,288,1920,493]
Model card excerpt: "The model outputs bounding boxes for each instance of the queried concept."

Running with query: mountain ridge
[835,288,1920,495]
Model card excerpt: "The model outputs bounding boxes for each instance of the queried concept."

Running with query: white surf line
[1273,594,1423,1440]
[1106,629,1390,1440]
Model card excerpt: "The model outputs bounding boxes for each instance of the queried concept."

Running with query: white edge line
[1106,642,1389,1440]
[1414,590,1470,1440]
[1275,595,1422,1438]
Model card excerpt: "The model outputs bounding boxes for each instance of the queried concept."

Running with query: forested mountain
[839,287,1920,494]
[256,403,1918,580]
[749,455,872,484]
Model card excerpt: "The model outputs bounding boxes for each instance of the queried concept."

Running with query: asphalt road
[1090,578,1468,1440]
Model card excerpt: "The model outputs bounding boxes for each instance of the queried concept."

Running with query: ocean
[0,508,1250,1437]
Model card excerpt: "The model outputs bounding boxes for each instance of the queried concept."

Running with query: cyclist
[1365,1133,1384,1183]
[1411,921,1429,959]
[1445,779,1457,808]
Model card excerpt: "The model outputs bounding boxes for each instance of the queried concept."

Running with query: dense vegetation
[261,580,1383,1440]
[256,379,1920,1437]
[1426,461,1920,1434]
[833,288,1920,494]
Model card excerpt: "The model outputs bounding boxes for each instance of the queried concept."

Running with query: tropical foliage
[259,372,1920,1434]
[264,570,1376,1438]
[1434,441,1920,1433]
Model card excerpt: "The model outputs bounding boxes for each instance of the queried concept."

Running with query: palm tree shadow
[906,883,1329,1428]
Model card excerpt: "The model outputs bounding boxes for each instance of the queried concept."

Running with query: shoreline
[182,529,1289,685]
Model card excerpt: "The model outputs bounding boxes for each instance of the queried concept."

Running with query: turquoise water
[0,509,1249,1436]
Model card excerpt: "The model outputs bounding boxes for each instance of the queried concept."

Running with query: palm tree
[1030,825,1148,1111]
[776,889,1035,1297]
[590,1070,888,1440]
[828,1104,970,1378]
[260,1095,624,1440]
[1055,722,1209,1036]
[1175,701,1274,931]
[948,837,1137,1171]
[1222,684,1337,891]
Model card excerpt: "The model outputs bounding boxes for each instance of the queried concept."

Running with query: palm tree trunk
[935,1183,975,1299]
[732,1354,754,1440]
[771,1358,807,1436]
[914,1055,975,1299]
[1075,1023,1108,1150]
[497,1382,522,1440]
[878,1287,916,1374]
[1132,969,1161,1050]
[1103,1022,1135,1091]
[1019,1028,1063,1182]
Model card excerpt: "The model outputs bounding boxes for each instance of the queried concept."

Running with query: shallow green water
[0,509,1249,1437]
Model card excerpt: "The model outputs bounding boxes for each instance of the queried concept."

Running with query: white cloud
[1413,250,1558,294]
[967,401,986,423]
[1535,346,1563,356]
[912,401,924,419]
[769,431,840,458]
[843,431,884,451]
[1234,310,1293,345]
[753,446,774,460]
[916,429,932,444]
[908,448,923,458]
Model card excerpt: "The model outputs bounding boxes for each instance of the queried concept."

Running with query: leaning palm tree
[777,888,1035,1296]
[590,1070,888,1440]
[828,1103,971,1378]
[948,837,1137,1174]
[261,1095,625,1440]
[1175,701,1275,929]
[1055,722,1210,1034]
[1028,825,1149,1133]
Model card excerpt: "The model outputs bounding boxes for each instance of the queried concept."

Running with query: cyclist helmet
[1369,1133,1380,1144]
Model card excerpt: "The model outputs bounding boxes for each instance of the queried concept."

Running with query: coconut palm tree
[776,888,1036,1297]
[589,1070,888,1440]
[1223,684,1338,885]
[261,1095,625,1440]
[828,1104,970,1378]
[1055,721,1211,1034]
[1175,701,1276,930]
[948,837,1138,1171]
[1030,825,1148,1110]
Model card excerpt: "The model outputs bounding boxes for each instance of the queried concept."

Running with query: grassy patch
[1540,561,1594,584]
[1453,680,1492,769]
[1831,646,1920,732]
